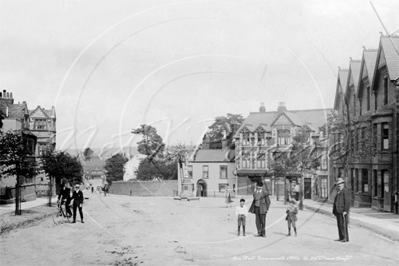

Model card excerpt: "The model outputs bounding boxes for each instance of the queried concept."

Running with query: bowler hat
[335,178,345,185]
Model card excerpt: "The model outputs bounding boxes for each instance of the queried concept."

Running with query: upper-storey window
[35,119,47,130]
[383,76,388,105]
[277,129,291,145]
[382,123,389,150]
[366,86,370,111]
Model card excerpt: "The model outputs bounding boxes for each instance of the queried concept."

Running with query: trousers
[73,204,84,222]
[336,213,349,241]
[254,206,266,236]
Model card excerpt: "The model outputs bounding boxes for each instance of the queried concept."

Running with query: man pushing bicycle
[57,181,72,218]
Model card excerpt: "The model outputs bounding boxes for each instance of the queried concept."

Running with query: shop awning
[235,170,269,177]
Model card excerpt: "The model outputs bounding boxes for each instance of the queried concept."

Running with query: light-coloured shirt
[236,205,248,216]
[254,190,262,207]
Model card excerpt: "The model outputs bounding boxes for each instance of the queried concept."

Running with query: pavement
[301,199,399,242]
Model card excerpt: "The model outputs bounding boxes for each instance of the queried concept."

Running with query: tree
[0,130,39,214]
[208,113,244,148]
[104,153,128,185]
[134,157,177,181]
[132,125,164,156]
[41,150,83,206]
[327,105,376,188]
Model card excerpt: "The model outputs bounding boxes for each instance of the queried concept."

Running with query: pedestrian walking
[71,184,84,223]
[236,198,248,236]
[91,185,94,194]
[225,184,233,208]
[332,177,350,242]
[249,181,271,237]
[286,199,298,236]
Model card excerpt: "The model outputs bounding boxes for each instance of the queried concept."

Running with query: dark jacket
[72,190,84,206]
[249,189,271,214]
[333,187,350,215]
[58,187,71,202]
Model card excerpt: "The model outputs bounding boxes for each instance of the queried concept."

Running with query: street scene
[1,0,399,265]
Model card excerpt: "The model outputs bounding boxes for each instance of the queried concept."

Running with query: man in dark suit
[332,178,350,242]
[249,181,271,237]
[71,184,84,223]
[58,182,72,217]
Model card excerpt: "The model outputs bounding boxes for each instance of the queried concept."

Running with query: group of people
[233,178,350,242]
[57,182,85,223]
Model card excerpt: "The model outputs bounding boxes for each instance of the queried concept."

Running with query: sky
[0,0,398,153]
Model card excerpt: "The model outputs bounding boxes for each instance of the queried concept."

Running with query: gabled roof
[357,49,378,96]
[234,107,332,138]
[5,102,29,120]
[346,60,361,98]
[29,106,56,119]
[380,36,399,80]
[371,35,399,90]
[334,69,349,110]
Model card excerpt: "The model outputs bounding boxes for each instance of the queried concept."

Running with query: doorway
[197,179,207,197]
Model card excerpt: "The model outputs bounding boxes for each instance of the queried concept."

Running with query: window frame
[202,165,209,179]
[381,123,389,150]
[219,165,227,179]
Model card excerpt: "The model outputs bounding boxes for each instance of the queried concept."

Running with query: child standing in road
[286,199,298,236]
[236,199,248,236]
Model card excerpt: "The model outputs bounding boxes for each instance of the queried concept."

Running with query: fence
[109,180,178,197]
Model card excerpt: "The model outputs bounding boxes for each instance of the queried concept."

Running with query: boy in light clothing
[236,198,248,236]
[286,199,298,236]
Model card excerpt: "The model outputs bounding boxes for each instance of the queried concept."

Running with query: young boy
[236,198,248,236]
[286,199,298,236]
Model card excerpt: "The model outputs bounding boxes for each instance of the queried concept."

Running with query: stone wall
[109,180,178,197]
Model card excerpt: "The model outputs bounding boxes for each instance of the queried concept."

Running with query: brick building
[332,35,399,214]
[233,102,332,197]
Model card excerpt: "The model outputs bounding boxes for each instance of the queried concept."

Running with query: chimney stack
[259,102,266,112]
[0,89,14,105]
[277,102,287,113]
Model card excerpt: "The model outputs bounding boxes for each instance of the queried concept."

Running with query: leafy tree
[208,113,244,148]
[134,157,177,181]
[41,150,83,206]
[132,125,164,156]
[0,130,39,214]
[326,105,376,187]
[104,153,128,185]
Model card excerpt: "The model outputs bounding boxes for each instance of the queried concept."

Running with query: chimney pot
[259,102,266,112]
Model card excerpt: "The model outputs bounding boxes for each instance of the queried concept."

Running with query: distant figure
[71,184,84,223]
[225,184,233,208]
[91,186,94,194]
[286,199,298,236]
[236,198,248,236]
[332,178,350,242]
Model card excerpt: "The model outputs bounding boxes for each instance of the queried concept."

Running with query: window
[373,170,378,197]
[382,123,389,150]
[353,94,356,116]
[242,133,250,146]
[277,129,291,145]
[350,168,354,190]
[362,169,368,193]
[321,153,327,170]
[374,90,378,110]
[220,166,227,179]
[35,119,47,130]
[361,128,366,150]
[367,86,370,111]
[258,132,265,146]
[350,130,355,152]
[188,165,193,178]
[355,169,359,192]
[359,98,362,116]
[321,178,327,198]
[257,153,265,168]
[383,76,388,105]
[382,170,389,198]
[373,124,377,152]
[202,165,209,179]
[219,183,228,192]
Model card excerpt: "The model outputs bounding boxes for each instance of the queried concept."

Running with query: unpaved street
[1,191,398,266]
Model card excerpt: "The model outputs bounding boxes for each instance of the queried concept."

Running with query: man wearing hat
[71,184,84,223]
[332,177,350,242]
[249,181,271,237]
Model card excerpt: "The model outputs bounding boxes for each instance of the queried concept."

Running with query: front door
[304,178,312,199]
[383,171,391,212]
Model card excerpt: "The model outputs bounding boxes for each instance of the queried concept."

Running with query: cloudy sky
[1,0,397,153]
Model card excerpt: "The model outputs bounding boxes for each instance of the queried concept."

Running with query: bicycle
[52,201,71,225]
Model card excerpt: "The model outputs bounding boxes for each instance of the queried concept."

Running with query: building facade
[234,102,332,197]
[332,35,399,214]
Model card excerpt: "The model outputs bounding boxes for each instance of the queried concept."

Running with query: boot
[294,227,297,237]
[237,226,240,236]
[287,227,291,236]
[243,226,246,236]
